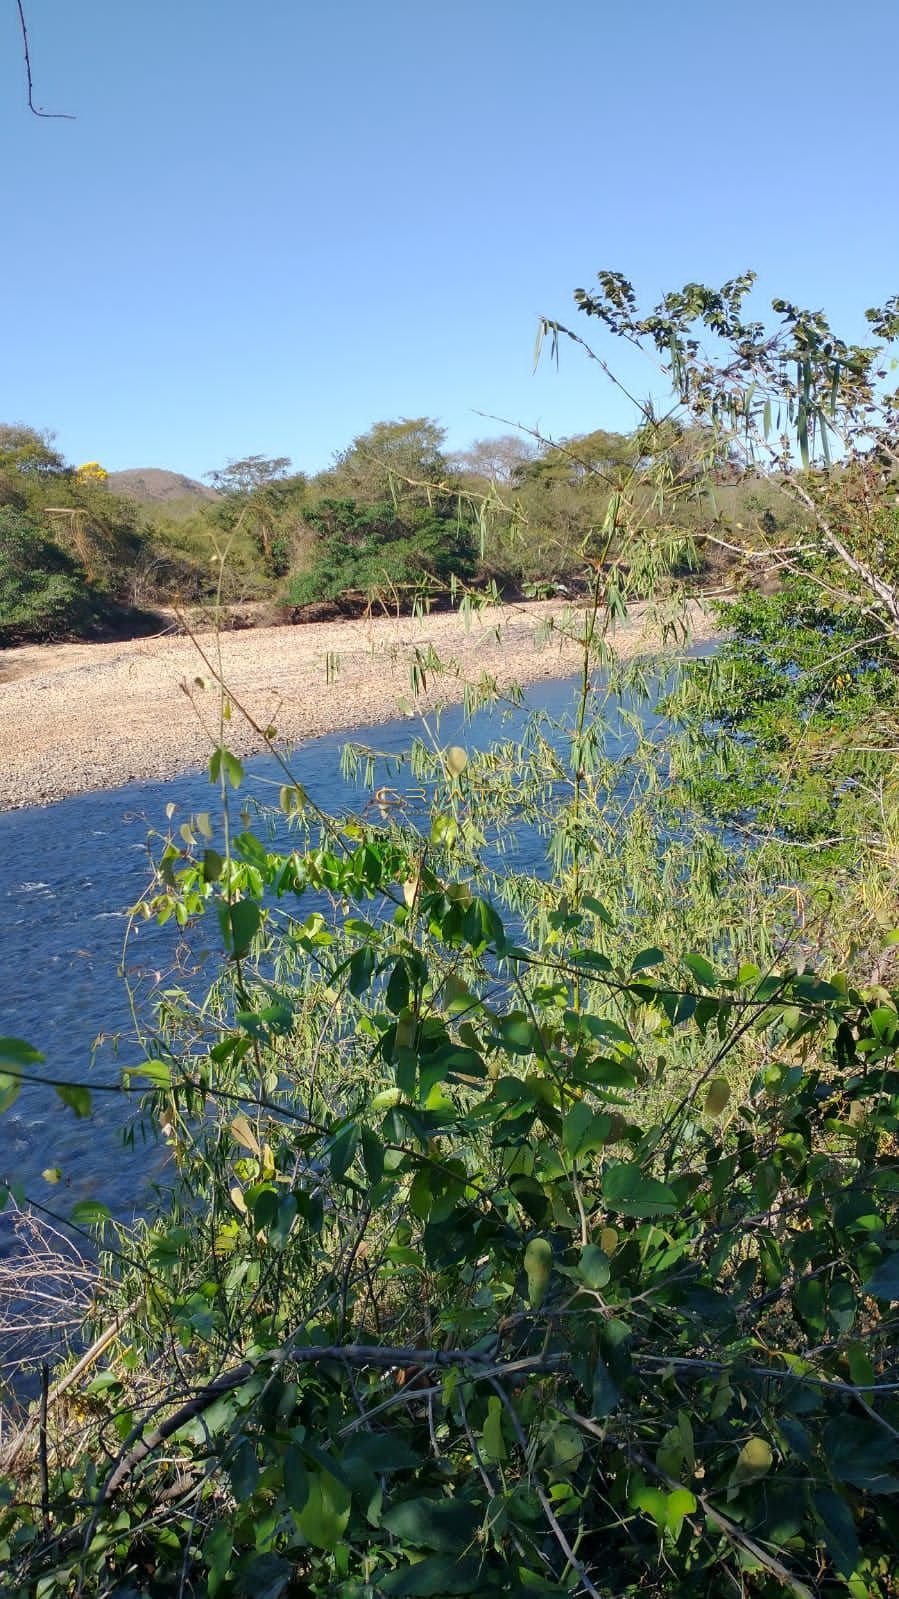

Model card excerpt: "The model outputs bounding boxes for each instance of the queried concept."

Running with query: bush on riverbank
[285,497,478,610]
[2,271,898,1596]
[0,509,101,644]
[2,736,897,1597]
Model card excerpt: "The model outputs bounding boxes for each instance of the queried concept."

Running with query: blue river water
[3,676,620,1227]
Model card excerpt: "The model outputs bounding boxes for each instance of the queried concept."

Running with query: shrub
[286,498,476,610]
[2,742,897,1597]
[0,508,97,644]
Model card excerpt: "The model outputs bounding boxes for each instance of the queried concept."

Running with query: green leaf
[203,1520,233,1598]
[729,1436,773,1489]
[218,898,261,958]
[0,1038,43,1113]
[631,1485,668,1527]
[386,961,410,1014]
[602,1162,677,1217]
[563,1101,610,1158]
[55,1081,92,1118]
[481,1395,508,1462]
[70,1200,111,1227]
[703,1077,731,1117]
[823,1418,899,1493]
[684,952,718,987]
[577,1244,611,1290]
[543,1422,583,1476]
[862,1252,899,1302]
[361,1127,384,1184]
[223,750,244,788]
[133,1060,172,1087]
[497,1016,541,1055]
[631,947,665,973]
[378,1556,483,1596]
[202,848,223,883]
[592,1355,620,1417]
[813,1490,859,1578]
[0,1036,43,1068]
[664,1488,696,1536]
[234,1554,291,1599]
[582,894,615,927]
[279,782,306,815]
[381,1495,480,1553]
[228,1437,259,1500]
[632,1485,696,1536]
[329,1122,359,1182]
[0,1072,20,1115]
[348,943,376,997]
[869,1006,899,1042]
[283,1443,309,1511]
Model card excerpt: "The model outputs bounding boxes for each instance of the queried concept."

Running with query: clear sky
[3,0,898,480]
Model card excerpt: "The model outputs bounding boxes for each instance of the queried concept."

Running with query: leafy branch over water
[1,270,899,1597]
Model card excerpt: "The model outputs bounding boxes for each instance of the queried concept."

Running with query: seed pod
[524,1236,553,1308]
[704,1077,731,1117]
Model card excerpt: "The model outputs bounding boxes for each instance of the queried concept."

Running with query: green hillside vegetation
[1,405,793,647]
[2,273,899,1598]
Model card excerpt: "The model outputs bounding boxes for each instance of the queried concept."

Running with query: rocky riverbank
[0,598,720,809]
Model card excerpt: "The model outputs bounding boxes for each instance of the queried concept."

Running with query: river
[5,676,640,1228]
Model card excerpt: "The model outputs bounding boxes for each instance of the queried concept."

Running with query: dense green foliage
[0,508,99,643]
[671,579,899,845]
[2,728,898,1597]
[286,499,476,610]
[1,272,898,1597]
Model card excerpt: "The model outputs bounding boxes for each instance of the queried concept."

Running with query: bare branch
[14,0,75,119]
[100,1343,562,1502]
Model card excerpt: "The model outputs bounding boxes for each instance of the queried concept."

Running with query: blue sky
[3,0,897,480]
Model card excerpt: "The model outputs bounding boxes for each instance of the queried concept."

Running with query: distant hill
[106,468,221,507]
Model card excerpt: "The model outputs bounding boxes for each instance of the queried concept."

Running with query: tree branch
[99,1343,562,1502]
[14,0,75,119]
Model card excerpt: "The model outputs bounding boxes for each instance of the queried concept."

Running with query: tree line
[1,406,785,646]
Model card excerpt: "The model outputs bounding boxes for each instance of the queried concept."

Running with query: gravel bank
[0,599,719,810]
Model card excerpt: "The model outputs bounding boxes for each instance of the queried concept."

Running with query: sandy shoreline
[0,598,720,811]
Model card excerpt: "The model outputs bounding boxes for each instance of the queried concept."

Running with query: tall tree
[318,418,449,505]
[205,455,293,496]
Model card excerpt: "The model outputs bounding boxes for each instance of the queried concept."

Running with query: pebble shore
[0,598,719,810]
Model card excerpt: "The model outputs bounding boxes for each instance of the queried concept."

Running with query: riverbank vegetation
[1,272,898,1598]
[1,396,767,646]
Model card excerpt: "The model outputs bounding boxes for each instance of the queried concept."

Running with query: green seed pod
[704,1077,731,1117]
[524,1236,553,1308]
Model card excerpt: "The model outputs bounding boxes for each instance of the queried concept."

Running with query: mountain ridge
[105,467,221,505]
